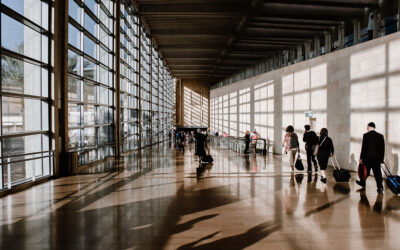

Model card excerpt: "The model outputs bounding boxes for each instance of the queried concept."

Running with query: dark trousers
[363,162,383,190]
[306,149,318,171]
[245,141,250,152]
[368,30,373,40]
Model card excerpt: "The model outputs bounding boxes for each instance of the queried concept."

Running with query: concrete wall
[175,79,210,127]
[210,31,400,173]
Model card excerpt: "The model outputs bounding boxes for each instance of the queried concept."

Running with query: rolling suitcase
[381,163,400,195]
[331,156,351,182]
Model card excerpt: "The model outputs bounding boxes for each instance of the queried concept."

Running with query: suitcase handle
[330,155,341,170]
[381,162,392,177]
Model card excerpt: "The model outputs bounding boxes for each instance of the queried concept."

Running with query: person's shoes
[314,166,319,172]
[356,180,365,188]
[321,177,327,183]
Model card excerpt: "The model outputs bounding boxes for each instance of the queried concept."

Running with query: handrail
[0,151,55,165]
[69,142,117,154]
[0,150,54,159]
[210,135,273,155]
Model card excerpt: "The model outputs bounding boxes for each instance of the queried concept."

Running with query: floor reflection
[0,142,399,249]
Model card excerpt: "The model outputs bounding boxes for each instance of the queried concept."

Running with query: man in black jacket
[357,122,385,192]
[303,125,319,173]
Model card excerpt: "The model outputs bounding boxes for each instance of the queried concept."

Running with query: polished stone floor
[1,142,400,249]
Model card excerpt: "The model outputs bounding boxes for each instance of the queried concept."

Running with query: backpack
[289,133,299,149]
[311,131,319,145]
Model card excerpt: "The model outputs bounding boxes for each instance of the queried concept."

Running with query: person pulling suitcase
[356,122,385,193]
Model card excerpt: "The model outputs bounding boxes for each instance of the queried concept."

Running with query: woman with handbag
[282,125,299,172]
[316,128,335,183]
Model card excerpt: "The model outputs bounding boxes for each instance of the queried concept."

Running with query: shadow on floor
[176,221,280,250]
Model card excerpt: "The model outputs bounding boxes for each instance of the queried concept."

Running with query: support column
[297,44,302,62]
[290,49,295,65]
[138,19,142,149]
[398,0,400,31]
[304,40,311,60]
[314,36,320,57]
[373,10,380,39]
[114,0,121,157]
[53,0,68,176]
[283,51,289,66]
[338,24,345,49]
[324,31,332,53]
[353,19,360,45]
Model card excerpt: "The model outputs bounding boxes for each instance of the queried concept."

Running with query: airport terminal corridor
[1,142,399,249]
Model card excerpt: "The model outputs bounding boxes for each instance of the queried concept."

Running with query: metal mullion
[0,48,48,68]
[0,130,49,139]
[0,4,50,35]
[0,92,50,101]
[69,122,113,130]
[0,3,2,187]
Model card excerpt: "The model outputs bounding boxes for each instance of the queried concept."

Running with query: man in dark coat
[303,125,319,173]
[357,122,385,192]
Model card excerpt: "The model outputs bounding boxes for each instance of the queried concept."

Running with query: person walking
[356,122,385,193]
[244,130,251,153]
[282,125,299,172]
[316,128,334,183]
[303,125,319,173]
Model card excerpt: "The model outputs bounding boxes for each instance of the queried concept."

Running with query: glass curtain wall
[0,0,176,188]
[139,25,151,148]
[120,0,139,153]
[151,48,159,145]
[164,68,175,139]
[67,0,115,165]
[0,0,54,189]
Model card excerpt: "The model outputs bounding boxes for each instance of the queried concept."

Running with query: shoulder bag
[313,136,326,156]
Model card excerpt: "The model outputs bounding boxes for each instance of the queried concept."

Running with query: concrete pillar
[290,49,295,65]
[297,44,302,62]
[353,19,360,45]
[283,51,289,66]
[304,40,311,60]
[373,10,380,39]
[324,31,332,53]
[314,36,320,57]
[398,0,400,31]
[338,24,345,49]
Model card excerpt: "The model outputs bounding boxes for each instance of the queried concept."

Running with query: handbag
[358,162,368,182]
[295,152,304,171]
[313,136,327,156]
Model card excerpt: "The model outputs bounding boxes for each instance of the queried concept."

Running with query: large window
[67,0,115,165]
[139,25,151,148]
[151,48,159,144]
[120,0,139,153]
[0,0,53,188]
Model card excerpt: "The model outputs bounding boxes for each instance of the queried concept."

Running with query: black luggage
[331,156,351,182]
[202,155,213,163]
[358,162,368,183]
[295,152,304,171]
[381,163,400,195]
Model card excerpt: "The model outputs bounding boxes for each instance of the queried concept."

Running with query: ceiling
[135,0,378,84]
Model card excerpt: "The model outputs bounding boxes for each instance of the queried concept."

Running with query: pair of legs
[306,149,318,172]
[317,155,329,181]
[288,150,297,172]
[245,141,250,153]
[359,162,383,191]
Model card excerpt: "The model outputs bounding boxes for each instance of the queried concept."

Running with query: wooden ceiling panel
[135,0,377,83]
